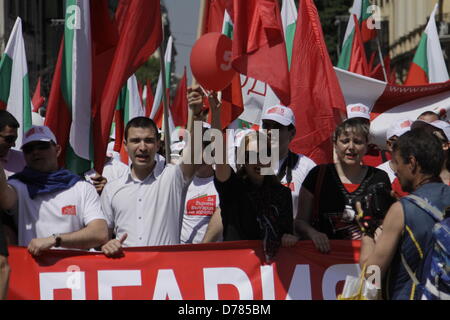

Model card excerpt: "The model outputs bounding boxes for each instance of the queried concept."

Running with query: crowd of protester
[0,88,449,300]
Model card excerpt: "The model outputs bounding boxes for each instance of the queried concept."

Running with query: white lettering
[97,270,142,300]
[260,265,275,300]
[203,267,253,300]
[39,272,86,300]
[286,265,312,300]
[322,264,360,300]
[153,269,183,300]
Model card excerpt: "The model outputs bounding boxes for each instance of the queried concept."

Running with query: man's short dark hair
[393,128,444,177]
[124,117,160,141]
[0,110,20,132]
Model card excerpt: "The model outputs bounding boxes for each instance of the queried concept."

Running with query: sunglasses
[22,142,53,154]
[0,134,17,144]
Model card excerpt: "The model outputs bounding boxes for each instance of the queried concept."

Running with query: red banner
[7,240,361,300]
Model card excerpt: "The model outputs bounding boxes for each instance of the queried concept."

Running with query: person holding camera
[294,118,394,253]
[359,129,450,300]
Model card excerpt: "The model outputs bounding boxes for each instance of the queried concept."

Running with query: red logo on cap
[350,106,367,113]
[25,127,44,138]
[62,205,77,216]
[400,120,412,128]
[268,107,285,116]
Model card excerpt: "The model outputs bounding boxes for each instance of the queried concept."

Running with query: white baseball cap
[261,105,296,127]
[346,103,371,120]
[21,125,57,149]
[386,119,413,140]
[429,120,450,141]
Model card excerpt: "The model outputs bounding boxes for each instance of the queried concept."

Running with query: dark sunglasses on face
[0,134,17,144]
[22,142,52,154]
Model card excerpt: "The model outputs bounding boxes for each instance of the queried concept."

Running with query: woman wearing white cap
[294,118,394,253]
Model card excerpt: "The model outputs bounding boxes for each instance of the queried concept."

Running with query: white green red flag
[113,74,145,163]
[337,0,374,74]
[45,0,93,174]
[0,17,32,148]
[336,67,450,148]
[149,36,175,133]
[281,0,297,68]
[263,0,298,114]
[405,4,449,85]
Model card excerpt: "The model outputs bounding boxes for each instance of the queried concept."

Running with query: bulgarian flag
[0,17,32,148]
[45,0,93,174]
[113,74,145,164]
[336,67,450,148]
[404,4,449,86]
[337,0,374,73]
[149,36,175,133]
[263,0,298,111]
[281,0,297,68]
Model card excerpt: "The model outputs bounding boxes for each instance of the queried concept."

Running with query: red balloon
[190,32,236,91]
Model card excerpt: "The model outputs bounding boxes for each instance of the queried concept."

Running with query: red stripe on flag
[44,41,72,169]
[404,62,429,86]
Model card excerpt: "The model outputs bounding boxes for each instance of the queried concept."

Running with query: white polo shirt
[101,161,189,247]
[180,175,220,244]
[275,153,316,219]
[1,149,26,178]
[7,179,106,246]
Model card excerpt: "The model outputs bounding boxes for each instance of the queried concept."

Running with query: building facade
[375,0,450,82]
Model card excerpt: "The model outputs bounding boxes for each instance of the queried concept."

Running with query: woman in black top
[294,118,393,253]
[209,96,293,260]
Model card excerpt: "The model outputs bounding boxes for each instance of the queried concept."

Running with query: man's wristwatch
[52,233,62,248]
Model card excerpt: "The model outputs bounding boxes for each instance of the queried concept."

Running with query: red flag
[44,41,71,168]
[369,55,391,83]
[231,0,290,106]
[349,15,369,76]
[220,73,244,129]
[289,0,346,164]
[144,79,155,117]
[205,0,232,33]
[115,0,131,32]
[171,68,188,127]
[32,77,45,113]
[94,0,162,174]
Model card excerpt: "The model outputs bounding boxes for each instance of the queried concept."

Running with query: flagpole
[187,0,207,131]
[376,36,388,82]
[159,35,171,163]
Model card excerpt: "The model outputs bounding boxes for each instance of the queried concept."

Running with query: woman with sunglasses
[209,94,294,261]
[294,118,393,253]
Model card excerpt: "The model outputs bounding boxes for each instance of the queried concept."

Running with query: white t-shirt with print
[180,175,220,244]
[8,179,106,246]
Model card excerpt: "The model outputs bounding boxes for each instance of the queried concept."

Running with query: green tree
[314,0,354,65]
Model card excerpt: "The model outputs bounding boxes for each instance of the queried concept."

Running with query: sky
[163,0,201,83]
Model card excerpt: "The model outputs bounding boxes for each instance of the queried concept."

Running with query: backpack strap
[403,194,444,222]
[277,150,300,185]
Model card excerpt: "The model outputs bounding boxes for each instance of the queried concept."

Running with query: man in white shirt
[0,126,109,257]
[377,119,413,183]
[100,87,203,256]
